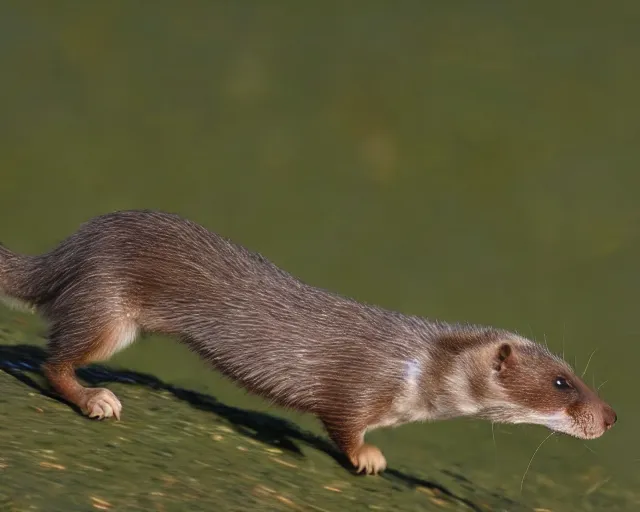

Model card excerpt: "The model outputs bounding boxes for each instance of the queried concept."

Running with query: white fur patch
[92,319,139,361]
[443,361,481,417]
[367,357,432,431]
[404,358,422,389]
[114,320,138,352]
[486,403,582,436]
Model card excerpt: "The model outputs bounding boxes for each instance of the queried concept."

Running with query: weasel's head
[480,337,616,440]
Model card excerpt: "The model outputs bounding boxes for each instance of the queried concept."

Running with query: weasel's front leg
[322,419,387,475]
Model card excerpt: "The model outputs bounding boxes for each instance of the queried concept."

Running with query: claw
[351,444,387,475]
[83,388,123,420]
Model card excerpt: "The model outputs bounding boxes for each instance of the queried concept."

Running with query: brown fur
[0,210,616,473]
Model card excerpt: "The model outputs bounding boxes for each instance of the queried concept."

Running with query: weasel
[0,210,616,474]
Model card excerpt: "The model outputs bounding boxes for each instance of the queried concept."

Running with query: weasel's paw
[82,388,122,420]
[350,444,387,475]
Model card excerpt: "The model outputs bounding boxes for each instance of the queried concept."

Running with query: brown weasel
[0,210,616,474]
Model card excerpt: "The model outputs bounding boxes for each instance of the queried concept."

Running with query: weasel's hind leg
[43,315,138,420]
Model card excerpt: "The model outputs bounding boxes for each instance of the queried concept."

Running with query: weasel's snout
[603,405,617,431]
[565,394,617,439]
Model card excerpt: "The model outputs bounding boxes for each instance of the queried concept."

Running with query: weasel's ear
[494,343,514,372]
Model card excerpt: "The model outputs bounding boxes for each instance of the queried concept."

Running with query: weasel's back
[30,211,285,305]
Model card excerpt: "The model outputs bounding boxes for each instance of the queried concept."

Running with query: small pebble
[39,461,66,470]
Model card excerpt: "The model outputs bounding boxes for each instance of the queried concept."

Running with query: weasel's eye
[554,377,571,390]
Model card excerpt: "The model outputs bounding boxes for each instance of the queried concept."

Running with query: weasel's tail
[0,243,43,306]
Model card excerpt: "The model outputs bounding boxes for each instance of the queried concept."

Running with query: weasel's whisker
[520,432,555,493]
[491,422,499,466]
[581,349,598,378]
[597,380,608,391]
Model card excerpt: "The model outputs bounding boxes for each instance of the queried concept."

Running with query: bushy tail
[0,243,42,306]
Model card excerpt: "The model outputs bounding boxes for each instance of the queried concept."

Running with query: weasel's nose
[603,406,617,430]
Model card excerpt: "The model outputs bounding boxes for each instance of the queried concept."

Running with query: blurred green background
[1,2,638,510]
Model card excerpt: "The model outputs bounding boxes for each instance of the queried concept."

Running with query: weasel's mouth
[480,407,608,440]
[548,428,592,440]
[550,428,603,441]
[547,420,606,441]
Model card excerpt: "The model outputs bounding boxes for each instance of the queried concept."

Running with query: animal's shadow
[0,343,522,512]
